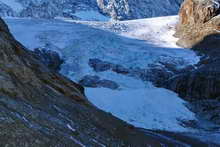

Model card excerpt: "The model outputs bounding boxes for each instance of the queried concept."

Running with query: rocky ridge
[0,0,183,20]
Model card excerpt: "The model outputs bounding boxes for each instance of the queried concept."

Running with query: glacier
[4,15,199,131]
[3,14,220,144]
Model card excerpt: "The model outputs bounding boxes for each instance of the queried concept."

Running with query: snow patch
[67,124,76,132]
[86,85,196,132]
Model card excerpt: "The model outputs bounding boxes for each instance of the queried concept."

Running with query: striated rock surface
[164,34,220,126]
[175,0,220,48]
[164,34,220,100]
[167,0,220,100]
[159,0,220,126]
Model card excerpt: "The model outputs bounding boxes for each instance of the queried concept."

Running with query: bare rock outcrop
[167,0,220,101]
[32,48,64,72]
[164,0,220,126]
[175,0,220,48]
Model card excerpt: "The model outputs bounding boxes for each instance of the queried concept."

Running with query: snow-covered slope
[4,15,220,144]
[4,15,200,132]
[86,85,195,131]
[0,0,182,20]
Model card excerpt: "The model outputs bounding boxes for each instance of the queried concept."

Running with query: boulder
[32,48,64,72]
[79,75,119,90]
[79,75,101,88]
[112,64,130,75]
[89,58,111,72]
[175,0,220,48]
[88,58,177,87]
[98,79,120,90]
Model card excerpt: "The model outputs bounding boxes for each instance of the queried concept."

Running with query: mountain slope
[0,0,183,20]
[4,16,199,132]
[97,0,183,20]
[4,15,220,144]
[2,15,218,146]
[0,17,173,146]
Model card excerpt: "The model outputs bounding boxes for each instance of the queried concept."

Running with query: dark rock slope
[1,17,213,146]
[166,0,220,101]
[163,0,220,126]
[31,48,64,72]
[164,34,220,126]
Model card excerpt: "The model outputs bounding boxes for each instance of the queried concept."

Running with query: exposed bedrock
[168,0,220,125]
[31,48,64,72]
[88,58,181,87]
[175,0,220,48]
[165,34,220,125]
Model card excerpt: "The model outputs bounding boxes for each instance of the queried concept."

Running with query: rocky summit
[175,0,220,48]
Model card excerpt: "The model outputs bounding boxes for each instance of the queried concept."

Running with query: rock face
[189,99,220,124]
[163,0,220,126]
[32,48,64,72]
[79,75,120,89]
[0,0,182,20]
[175,0,220,48]
[165,27,220,125]
[168,0,220,100]
[88,58,178,87]
[164,34,220,101]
